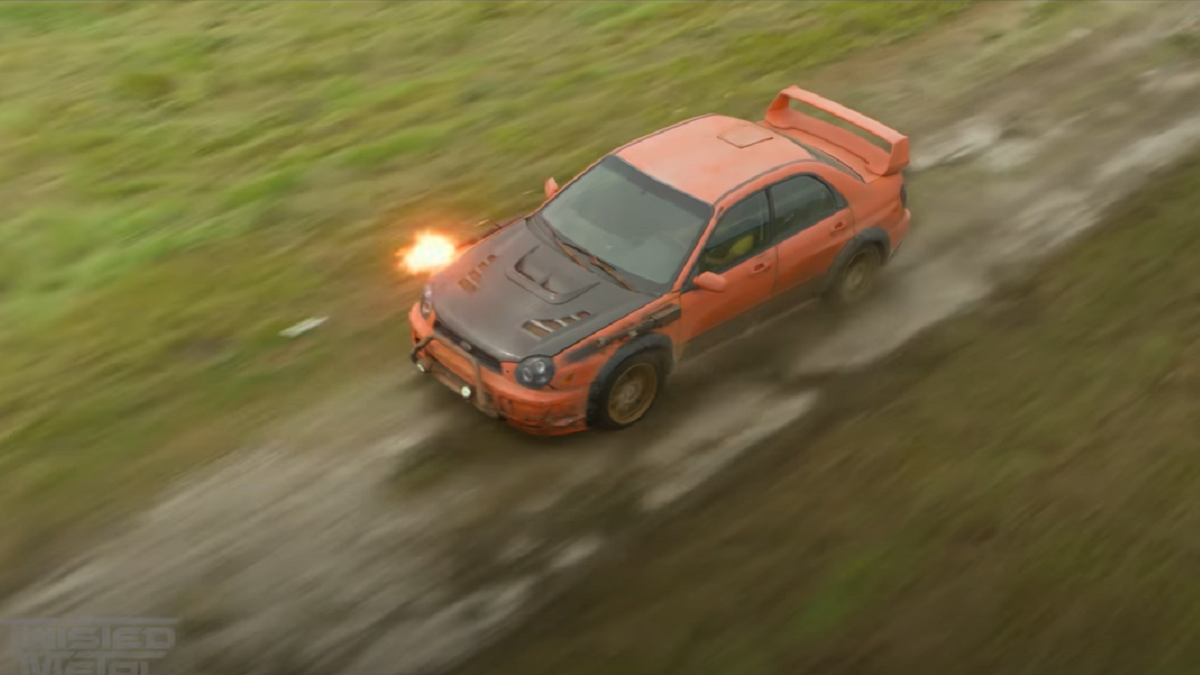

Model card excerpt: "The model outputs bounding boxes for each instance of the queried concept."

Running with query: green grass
[0,1,972,594]
[452,153,1200,674]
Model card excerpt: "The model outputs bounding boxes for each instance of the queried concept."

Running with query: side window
[770,175,841,238]
[698,191,770,274]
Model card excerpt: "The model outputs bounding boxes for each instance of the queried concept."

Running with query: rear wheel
[826,246,881,307]
[594,353,664,430]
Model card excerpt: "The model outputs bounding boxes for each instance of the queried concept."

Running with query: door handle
[751,261,773,275]
[831,221,847,235]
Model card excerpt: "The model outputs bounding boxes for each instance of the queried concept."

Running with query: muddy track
[7,4,1200,674]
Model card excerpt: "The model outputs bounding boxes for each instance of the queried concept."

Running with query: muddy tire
[825,245,881,308]
[591,352,665,430]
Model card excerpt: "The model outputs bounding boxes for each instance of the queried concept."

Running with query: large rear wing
[764,86,909,176]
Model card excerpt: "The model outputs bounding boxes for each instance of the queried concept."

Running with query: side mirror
[544,177,559,200]
[693,271,728,293]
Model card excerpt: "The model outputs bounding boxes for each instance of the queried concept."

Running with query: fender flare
[585,332,674,427]
[822,227,891,294]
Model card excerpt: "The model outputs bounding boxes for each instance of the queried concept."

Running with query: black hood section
[427,220,653,362]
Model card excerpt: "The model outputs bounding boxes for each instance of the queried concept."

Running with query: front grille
[433,319,503,372]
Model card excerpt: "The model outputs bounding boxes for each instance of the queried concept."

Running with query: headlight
[515,355,555,389]
[420,284,433,319]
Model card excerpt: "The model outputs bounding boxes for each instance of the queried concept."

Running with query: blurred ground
[455,81,1200,675]
[7,2,1200,675]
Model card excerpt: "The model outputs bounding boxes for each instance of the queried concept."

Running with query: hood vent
[458,255,497,293]
[522,311,592,338]
[515,254,570,295]
[506,245,599,305]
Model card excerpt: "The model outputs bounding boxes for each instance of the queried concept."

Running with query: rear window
[801,144,868,181]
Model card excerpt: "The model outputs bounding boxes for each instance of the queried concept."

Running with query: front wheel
[825,246,881,308]
[593,353,664,430]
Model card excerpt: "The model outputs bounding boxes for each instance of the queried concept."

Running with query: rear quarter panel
[855,172,907,254]
[818,164,906,253]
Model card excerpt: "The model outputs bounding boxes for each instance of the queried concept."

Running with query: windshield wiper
[536,217,590,272]
[581,251,637,292]
[533,215,638,292]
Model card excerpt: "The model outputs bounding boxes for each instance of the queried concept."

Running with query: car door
[768,174,854,299]
[679,190,777,352]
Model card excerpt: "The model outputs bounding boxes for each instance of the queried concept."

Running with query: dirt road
[7,3,1200,674]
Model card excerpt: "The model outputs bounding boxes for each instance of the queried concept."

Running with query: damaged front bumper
[410,334,500,419]
[408,308,588,435]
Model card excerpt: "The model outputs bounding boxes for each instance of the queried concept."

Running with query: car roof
[614,114,815,205]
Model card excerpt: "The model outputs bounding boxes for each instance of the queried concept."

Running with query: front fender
[585,332,674,427]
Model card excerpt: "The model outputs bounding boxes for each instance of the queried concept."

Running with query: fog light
[460,385,472,399]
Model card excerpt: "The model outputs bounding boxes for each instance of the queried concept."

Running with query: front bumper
[408,304,588,436]
[410,334,499,418]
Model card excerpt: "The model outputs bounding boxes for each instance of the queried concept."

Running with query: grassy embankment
[0,1,971,594]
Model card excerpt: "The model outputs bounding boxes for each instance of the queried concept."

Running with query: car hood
[427,220,653,362]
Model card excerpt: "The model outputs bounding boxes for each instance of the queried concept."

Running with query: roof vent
[718,124,773,149]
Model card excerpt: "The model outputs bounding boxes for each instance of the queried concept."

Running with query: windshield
[537,156,713,292]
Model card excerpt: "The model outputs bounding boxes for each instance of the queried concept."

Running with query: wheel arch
[585,332,673,428]
[822,227,891,294]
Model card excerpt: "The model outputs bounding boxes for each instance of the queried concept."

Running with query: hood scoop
[506,245,597,305]
[458,254,497,293]
[522,311,592,338]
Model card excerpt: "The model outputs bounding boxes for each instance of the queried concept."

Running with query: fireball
[400,232,457,275]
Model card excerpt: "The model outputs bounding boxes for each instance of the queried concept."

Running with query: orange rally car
[409,86,911,436]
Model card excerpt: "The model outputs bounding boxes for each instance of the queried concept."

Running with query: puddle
[909,118,1004,173]
[640,388,820,513]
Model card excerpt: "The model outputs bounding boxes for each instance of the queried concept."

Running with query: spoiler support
[764,86,909,176]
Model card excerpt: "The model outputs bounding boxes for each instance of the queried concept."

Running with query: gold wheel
[838,249,879,305]
[606,362,659,426]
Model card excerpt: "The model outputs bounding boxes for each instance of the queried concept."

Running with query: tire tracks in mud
[8,5,1200,675]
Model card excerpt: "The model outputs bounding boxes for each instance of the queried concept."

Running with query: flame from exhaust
[400,232,457,275]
